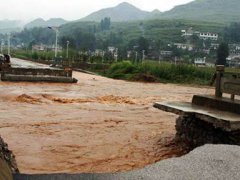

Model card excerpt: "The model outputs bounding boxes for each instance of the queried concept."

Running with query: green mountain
[159,0,240,23]
[25,18,68,29]
[59,18,224,49]
[80,2,151,22]
[0,20,24,34]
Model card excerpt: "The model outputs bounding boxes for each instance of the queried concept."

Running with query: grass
[101,61,215,85]
[12,50,55,61]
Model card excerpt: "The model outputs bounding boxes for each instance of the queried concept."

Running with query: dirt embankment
[0,71,214,174]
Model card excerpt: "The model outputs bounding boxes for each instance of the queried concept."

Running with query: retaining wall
[176,114,240,148]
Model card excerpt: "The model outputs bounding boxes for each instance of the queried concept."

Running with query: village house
[174,43,194,51]
[199,32,218,41]
[160,50,173,56]
[210,43,219,50]
[32,44,45,51]
[194,57,206,66]
[229,44,240,55]
[94,49,104,56]
[226,55,240,67]
[181,28,218,41]
[32,44,63,52]
[157,50,173,61]
[108,46,116,54]
[181,27,199,37]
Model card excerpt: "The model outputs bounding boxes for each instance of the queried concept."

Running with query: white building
[194,57,206,66]
[211,43,219,50]
[32,44,45,51]
[199,32,218,41]
[226,55,240,67]
[108,46,116,53]
[229,44,240,55]
[174,43,194,51]
[181,28,218,41]
[181,29,194,37]
[160,51,173,56]
[94,49,104,56]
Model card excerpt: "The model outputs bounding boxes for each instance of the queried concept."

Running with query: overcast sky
[1,0,194,22]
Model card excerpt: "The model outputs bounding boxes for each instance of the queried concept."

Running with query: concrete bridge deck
[154,95,240,132]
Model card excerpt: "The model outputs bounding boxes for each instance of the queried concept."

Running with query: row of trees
[224,22,240,43]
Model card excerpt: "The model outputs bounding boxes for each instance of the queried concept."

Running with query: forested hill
[25,18,68,29]
[58,19,225,51]
[158,0,240,23]
[78,0,240,23]
[80,2,151,22]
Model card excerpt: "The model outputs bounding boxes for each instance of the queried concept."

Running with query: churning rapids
[0,58,214,173]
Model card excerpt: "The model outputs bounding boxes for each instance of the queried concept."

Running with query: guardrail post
[215,65,225,98]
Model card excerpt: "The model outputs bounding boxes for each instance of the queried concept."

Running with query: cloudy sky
[1,0,194,21]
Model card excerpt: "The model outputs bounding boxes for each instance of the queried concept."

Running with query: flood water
[0,59,214,173]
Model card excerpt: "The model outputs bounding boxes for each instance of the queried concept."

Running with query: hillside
[25,18,68,29]
[60,19,225,46]
[159,0,240,23]
[80,2,150,22]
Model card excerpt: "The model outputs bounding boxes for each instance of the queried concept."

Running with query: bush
[104,61,214,85]
[32,52,39,60]
[106,61,139,79]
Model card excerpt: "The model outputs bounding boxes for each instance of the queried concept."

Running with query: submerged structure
[154,65,240,147]
[0,56,77,83]
[1,67,77,83]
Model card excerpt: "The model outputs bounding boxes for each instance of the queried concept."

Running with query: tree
[59,36,76,49]
[216,43,229,65]
[137,36,149,54]
[71,29,96,50]
[100,17,111,31]
[224,22,240,43]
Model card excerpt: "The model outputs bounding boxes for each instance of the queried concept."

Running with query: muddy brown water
[0,71,214,174]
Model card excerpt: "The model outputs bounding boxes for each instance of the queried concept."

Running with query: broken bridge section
[1,67,77,83]
[154,95,240,147]
[0,58,78,83]
[154,66,240,148]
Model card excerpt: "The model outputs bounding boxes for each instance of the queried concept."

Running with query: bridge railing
[215,65,240,100]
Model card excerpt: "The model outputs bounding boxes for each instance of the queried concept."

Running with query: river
[0,58,214,173]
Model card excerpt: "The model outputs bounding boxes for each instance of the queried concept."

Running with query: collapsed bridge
[0,57,77,83]
[154,65,240,148]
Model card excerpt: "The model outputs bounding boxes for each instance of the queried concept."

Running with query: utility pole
[114,48,118,62]
[48,27,59,58]
[66,41,70,59]
[55,29,58,58]
[102,51,105,64]
[135,51,138,63]
[0,39,3,53]
[142,50,145,63]
[7,33,10,55]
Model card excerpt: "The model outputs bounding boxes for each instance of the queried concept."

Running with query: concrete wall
[2,68,72,77]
